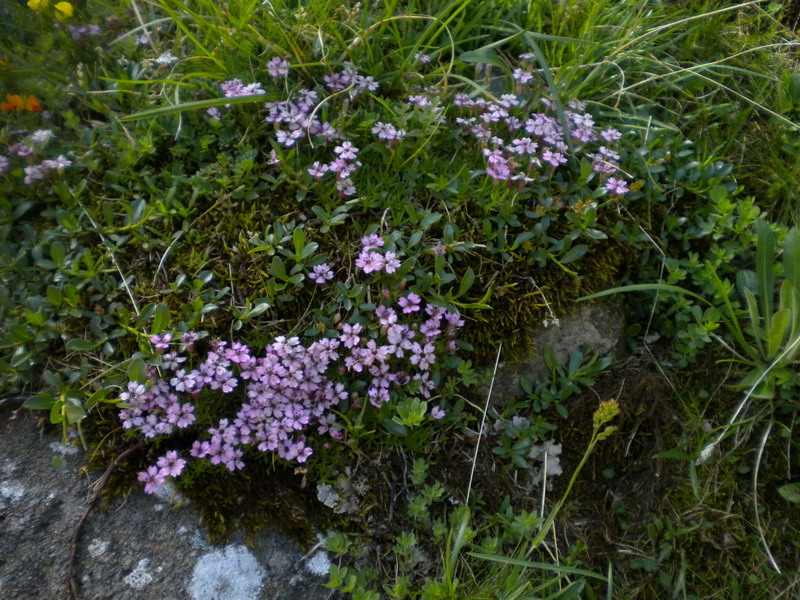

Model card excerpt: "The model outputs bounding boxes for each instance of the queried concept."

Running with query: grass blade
[469,553,607,582]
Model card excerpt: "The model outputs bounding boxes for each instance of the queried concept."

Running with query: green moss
[176,456,347,546]
[83,406,347,548]
[464,241,631,365]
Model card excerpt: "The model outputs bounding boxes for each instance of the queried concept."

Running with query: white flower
[155,51,178,65]
[31,129,55,145]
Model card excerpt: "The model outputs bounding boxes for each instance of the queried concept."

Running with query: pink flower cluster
[2,127,72,184]
[372,121,407,146]
[265,88,339,147]
[354,234,401,274]
[323,64,378,99]
[125,336,347,492]
[452,93,629,194]
[138,451,187,493]
[125,287,464,494]
[220,78,266,98]
[266,57,290,78]
[67,24,102,40]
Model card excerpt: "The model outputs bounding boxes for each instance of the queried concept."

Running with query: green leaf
[560,245,588,265]
[544,580,585,600]
[737,367,775,399]
[543,345,558,373]
[756,219,775,330]
[783,227,800,293]
[292,227,306,257]
[511,453,528,468]
[271,256,288,280]
[52,455,67,470]
[65,400,87,424]
[64,284,80,306]
[742,288,765,358]
[248,302,270,318]
[578,283,710,306]
[49,402,64,424]
[778,482,800,504]
[47,286,62,308]
[25,310,46,327]
[456,268,475,299]
[767,308,791,359]
[24,392,56,410]
[127,357,146,383]
[67,338,97,352]
[568,350,584,375]
[652,448,693,460]
[151,303,171,334]
[50,241,66,266]
[383,418,408,437]
[458,48,508,73]
[85,388,109,410]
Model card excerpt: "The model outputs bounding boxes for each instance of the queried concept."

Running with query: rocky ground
[0,406,336,600]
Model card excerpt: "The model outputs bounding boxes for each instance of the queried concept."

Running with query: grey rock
[484,299,626,404]
[0,410,336,600]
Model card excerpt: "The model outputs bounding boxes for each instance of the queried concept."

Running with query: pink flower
[383,251,401,274]
[138,466,165,494]
[309,263,334,284]
[149,333,171,351]
[398,293,421,313]
[512,68,533,84]
[605,177,629,196]
[156,450,187,477]
[266,57,290,78]
[431,406,446,420]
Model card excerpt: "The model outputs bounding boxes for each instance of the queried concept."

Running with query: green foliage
[3,0,800,597]
[492,347,610,469]
[584,219,800,402]
[325,400,618,599]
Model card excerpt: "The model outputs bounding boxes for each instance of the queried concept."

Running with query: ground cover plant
[2,0,800,598]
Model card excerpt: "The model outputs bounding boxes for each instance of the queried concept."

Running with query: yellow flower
[27,0,49,11]
[592,399,620,428]
[54,1,74,21]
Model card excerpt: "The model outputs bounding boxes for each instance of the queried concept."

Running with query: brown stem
[66,442,143,600]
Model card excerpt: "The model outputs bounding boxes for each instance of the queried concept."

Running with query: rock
[0,409,337,600]
[484,298,627,404]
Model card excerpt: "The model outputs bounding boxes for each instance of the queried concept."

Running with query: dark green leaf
[383,418,408,437]
[756,219,775,325]
[47,286,62,308]
[24,392,56,410]
[778,482,800,504]
[560,245,588,264]
[127,357,146,383]
[67,338,97,352]
[784,227,800,292]
[152,303,171,334]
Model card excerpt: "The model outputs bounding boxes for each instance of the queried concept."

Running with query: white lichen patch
[305,551,331,576]
[190,545,265,600]
[49,441,79,455]
[123,558,153,589]
[0,481,25,502]
[87,539,109,560]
